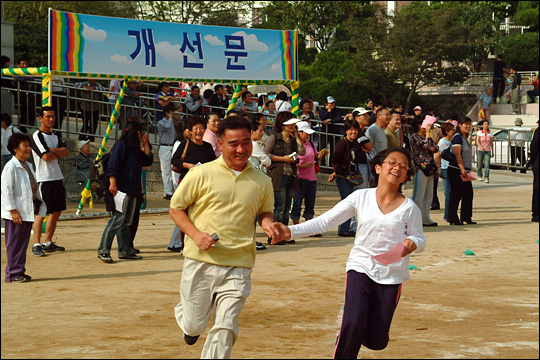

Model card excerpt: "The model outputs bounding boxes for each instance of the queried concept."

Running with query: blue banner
[49,10,298,82]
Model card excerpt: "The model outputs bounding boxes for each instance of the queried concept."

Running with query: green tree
[3,1,131,66]
[123,1,252,27]
[495,32,539,70]
[514,1,539,31]
[380,3,471,112]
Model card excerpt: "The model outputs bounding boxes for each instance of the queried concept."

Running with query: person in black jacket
[208,84,229,118]
[171,116,216,181]
[97,121,153,263]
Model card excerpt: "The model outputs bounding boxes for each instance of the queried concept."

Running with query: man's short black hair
[217,115,251,138]
[1,113,12,127]
[163,103,176,115]
[39,106,55,117]
[158,81,170,91]
[7,132,31,155]
[214,84,224,92]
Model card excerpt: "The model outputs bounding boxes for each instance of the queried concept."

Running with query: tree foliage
[123,1,251,27]
[495,32,539,70]
[514,1,539,31]
[3,1,132,66]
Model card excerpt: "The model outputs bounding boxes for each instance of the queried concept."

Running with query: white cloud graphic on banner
[156,41,197,64]
[231,31,268,52]
[83,24,107,42]
[111,54,133,66]
[205,35,224,46]
[272,60,282,73]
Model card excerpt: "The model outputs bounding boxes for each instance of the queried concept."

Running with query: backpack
[89,151,111,199]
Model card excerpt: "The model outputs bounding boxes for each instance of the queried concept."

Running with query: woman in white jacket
[1,133,47,283]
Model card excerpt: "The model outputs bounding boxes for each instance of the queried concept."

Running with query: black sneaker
[168,247,182,252]
[42,242,65,252]
[164,194,172,200]
[184,334,200,345]
[256,241,267,250]
[285,240,296,244]
[98,253,114,263]
[118,254,142,260]
[32,245,45,257]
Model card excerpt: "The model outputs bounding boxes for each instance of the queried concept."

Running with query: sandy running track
[1,171,538,359]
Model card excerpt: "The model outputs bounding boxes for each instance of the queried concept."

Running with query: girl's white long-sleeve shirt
[289,188,426,285]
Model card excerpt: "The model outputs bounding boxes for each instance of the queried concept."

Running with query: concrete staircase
[467,91,539,128]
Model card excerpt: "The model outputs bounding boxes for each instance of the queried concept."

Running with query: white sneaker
[485,178,490,183]
[478,177,483,181]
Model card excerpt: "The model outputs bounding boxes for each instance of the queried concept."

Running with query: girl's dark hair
[457,115,472,136]
[7,132,31,155]
[1,113,12,127]
[343,119,360,132]
[251,120,263,132]
[276,91,288,101]
[440,122,455,136]
[120,121,143,150]
[274,111,295,132]
[411,119,422,134]
[369,147,415,187]
[187,115,207,131]
[218,116,251,138]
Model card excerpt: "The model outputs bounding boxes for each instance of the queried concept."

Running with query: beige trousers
[175,257,252,359]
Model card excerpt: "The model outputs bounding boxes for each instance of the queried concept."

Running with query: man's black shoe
[184,334,200,345]
[532,215,539,223]
[168,247,182,252]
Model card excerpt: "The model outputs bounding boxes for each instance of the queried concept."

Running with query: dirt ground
[1,171,538,359]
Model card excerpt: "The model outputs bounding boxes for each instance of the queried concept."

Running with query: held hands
[267,222,291,243]
[319,149,329,157]
[328,173,336,182]
[401,238,417,257]
[192,231,218,251]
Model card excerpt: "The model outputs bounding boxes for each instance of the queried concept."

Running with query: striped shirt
[30,130,66,182]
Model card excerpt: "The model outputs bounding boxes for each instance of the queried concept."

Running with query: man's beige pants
[175,257,252,359]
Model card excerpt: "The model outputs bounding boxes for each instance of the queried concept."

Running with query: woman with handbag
[329,120,364,236]
[264,112,306,244]
[447,116,477,226]
[291,121,328,234]
[410,119,439,226]
[168,116,216,252]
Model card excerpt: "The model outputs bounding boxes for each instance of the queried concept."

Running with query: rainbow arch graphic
[281,31,298,81]
[49,10,85,72]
